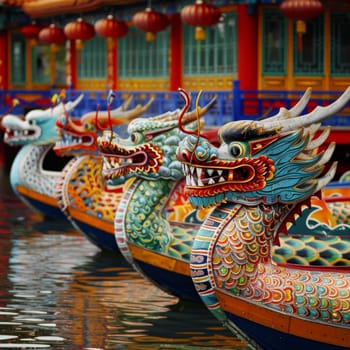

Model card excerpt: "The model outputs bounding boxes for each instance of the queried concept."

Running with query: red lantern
[64,18,95,49]
[21,21,42,46]
[280,0,323,51]
[95,15,128,39]
[39,24,66,51]
[181,0,221,41]
[133,7,169,41]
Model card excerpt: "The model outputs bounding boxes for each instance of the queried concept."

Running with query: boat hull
[128,243,200,302]
[68,207,119,252]
[16,184,66,220]
[216,289,350,350]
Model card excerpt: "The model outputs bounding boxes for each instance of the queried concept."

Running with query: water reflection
[0,168,248,349]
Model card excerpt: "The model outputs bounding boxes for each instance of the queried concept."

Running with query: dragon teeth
[181,164,229,187]
[208,178,215,185]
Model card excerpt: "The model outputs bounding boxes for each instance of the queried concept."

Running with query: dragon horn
[264,87,312,121]
[52,94,84,115]
[83,97,154,123]
[145,92,216,125]
[125,97,155,121]
[180,94,217,125]
[257,86,350,132]
[121,95,133,111]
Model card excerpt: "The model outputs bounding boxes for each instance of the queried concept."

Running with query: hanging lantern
[133,7,169,41]
[39,24,66,52]
[64,18,95,50]
[21,21,42,46]
[280,0,323,51]
[95,15,128,90]
[95,14,128,44]
[181,0,221,41]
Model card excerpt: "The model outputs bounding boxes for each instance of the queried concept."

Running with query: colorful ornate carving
[176,87,350,349]
[1,95,83,219]
[53,95,153,251]
[97,94,216,300]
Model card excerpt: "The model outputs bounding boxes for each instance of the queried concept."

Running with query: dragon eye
[28,119,35,125]
[131,132,142,143]
[230,142,244,157]
[84,123,93,131]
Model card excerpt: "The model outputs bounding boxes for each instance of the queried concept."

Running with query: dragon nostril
[181,150,191,162]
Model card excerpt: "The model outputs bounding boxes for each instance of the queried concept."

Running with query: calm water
[0,167,249,350]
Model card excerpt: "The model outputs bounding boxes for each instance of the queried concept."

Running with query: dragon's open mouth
[182,163,255,187]
[55,131,95,152]
[98,139,163,180]
[101,151,149,179]
[5,128,36,141]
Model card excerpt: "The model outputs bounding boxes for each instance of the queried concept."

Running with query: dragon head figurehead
[54,96,153,157]
[1,94,83,146]
[177,87,350,212]
[97,90,216,186]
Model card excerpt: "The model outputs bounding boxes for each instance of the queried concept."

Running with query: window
[32,45,51,84]
[331,12,350,76]
[11,33,26,84]
[118,27,169,78]
[55,47,67,86]
[262,9,287,75]
[183,11,237,76]
[293,16,323,76]
[78,36,107,79]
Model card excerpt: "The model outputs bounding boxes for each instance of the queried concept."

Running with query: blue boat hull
[226,312,349,350]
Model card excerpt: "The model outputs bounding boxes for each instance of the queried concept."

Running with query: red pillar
[0,32,8,166]
[237,5,258,90]
[0,32,8,90]
[169,13,183,91]
[107,38,117,90]
[66,40,77,89]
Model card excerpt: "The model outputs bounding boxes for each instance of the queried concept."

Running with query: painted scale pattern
[56,155,123,220]
[19,145,60,197]
[119,177,350,267]
[322,186,350,225]
[191,202,350,324]
[119,178,214,261]
[274,235,350,266]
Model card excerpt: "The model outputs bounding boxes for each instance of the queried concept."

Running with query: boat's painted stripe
[17,184,57,206]
[216,288,350,348]
[128,243,190,276]
[68,207,114,234]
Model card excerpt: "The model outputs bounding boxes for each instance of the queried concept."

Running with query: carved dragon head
[177,87,350,210]
[1,94,83,146]
[54,96,154,156]
[97,90,216,185]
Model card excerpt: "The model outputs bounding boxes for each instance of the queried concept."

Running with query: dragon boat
[176,87,350,349]
[98,95,217,301]
[1,95,83,219]
[53,96,154,251]
[98,88,350,308]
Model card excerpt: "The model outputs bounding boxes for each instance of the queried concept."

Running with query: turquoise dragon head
[1,94,83,146]
[177,87,350,209]
[97,90,216,185]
